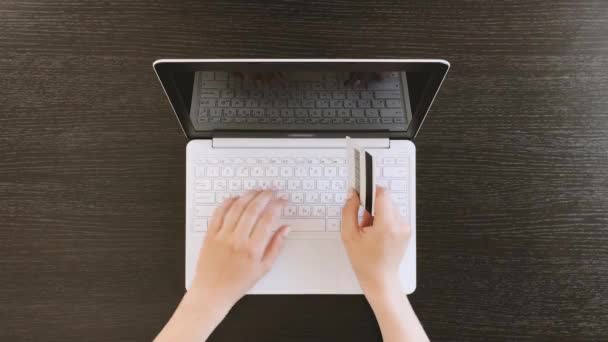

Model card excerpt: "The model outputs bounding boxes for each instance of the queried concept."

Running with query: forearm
[365,282,429,342]
[155,290,231,342]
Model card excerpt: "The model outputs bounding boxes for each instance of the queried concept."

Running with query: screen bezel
[153,59,449,140]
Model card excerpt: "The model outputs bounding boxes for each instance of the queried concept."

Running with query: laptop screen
[154,60,449,139]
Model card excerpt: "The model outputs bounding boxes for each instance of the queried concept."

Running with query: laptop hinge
[212,138,390,149]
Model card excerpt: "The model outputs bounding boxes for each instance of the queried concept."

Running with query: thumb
[262,225,290,269]
[341,189,361,239]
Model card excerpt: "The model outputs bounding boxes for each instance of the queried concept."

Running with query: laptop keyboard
[191,71,411,131]
[191,155,410,233]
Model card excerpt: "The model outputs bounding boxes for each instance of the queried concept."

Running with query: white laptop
[153,59,449,294]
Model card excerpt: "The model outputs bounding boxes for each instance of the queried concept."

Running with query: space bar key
[278,218,326,232]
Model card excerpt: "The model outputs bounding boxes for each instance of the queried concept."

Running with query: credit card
[346,137,376,215]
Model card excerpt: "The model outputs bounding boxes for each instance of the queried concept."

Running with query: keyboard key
[193,219,208,232]
[309,109,322,117]
[201,90,219,98]
[221,167,234,177]
[312,206,326,217]
[317,180,330,191]
[220,89,234,98]
[380,109,405,117]
[377,179,389,188]
[331,180,345,191]
[390,180,407,191]
[281,109,293,117]
[213,180,227,191]
[392,193,408,204]
[337,109,350,118]
[319,91,331,99]
[201,81,227,89]
[335,193,346,203]
[244,179,257,190]
[288,179,302,190]
[259,179,271,188]
[278,218,325,232]
[360,91,373,99]
[266,166,279,177]
[324,167,337,177]
[322,109,336,117]
[295,166,307,177]
[398,206,408,219]
[295,108,308,118]
[215,72,228,80]
[200,99,217,107]
[216,192,231,203]
[195,193,215,204]
[372,99,385,108]
[251,167,264,177]
[207,166,219,177]
[368,80,400,90]
[327,219,341,232]
[195,206,215,217]
[303,179,315,190]
[316,100,329,108]
[305,192,320,203]
[344,100,356,108]
[321,192,333,203]
[291,192,304,203]
[327,206,341,217]
[383,158,395,165]
[284,206,297,217]
[236,166,249,177]
[228,179,241,191]
[386,99,402,108]
[310,166,322,177]
[351,109,365,117]
[298,206,312,217]
[201,72,214,80]
[374,91,401,99]
[280,167,293,177]
[365,109,380,117]
[195,179,212,191]
[347,91,359,100]
[357,100,371,108]
[332,91,345,99]
[338,166,347,177]
[383,167,408,178]
[272,179,286,190]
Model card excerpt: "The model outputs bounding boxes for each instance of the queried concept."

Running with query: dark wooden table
[2,1,607,341]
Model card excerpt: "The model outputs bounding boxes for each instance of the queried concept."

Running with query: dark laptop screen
[154,61,448,139]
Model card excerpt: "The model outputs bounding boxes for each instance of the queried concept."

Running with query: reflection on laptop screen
[173,71,433,132]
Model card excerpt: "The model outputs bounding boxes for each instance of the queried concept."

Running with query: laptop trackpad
[250,238,361,294]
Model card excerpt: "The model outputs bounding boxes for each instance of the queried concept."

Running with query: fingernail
[282,226,290,236]
[346,188,355,200]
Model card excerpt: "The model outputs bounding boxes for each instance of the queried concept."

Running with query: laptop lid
[153,59,449,140]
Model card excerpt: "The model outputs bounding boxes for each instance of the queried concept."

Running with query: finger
[341,188,361,240]
[360,209,372,228]
[207,196,237,235]
[219,190,260,236]
[261,225,290,270]
[250,198,287,250]
[374,186,397,227]
[233,190,274,239]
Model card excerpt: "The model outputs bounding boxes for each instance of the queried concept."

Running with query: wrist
[182,287,233,323]
[361,275,402,305]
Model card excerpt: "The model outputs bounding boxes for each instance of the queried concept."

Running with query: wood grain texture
[1,0,607,341]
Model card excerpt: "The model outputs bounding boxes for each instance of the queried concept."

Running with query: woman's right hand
[341,186,411,295]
